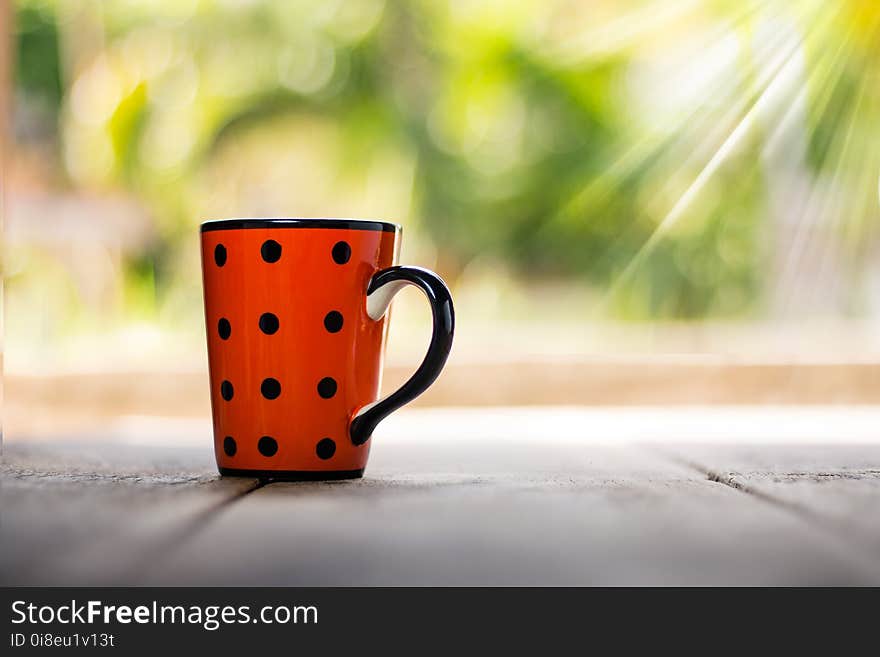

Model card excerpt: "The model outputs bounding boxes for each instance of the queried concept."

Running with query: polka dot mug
[200,218,454,480]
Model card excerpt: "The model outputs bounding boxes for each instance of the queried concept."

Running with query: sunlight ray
[548,0,789,226]
[554,0,707,63]
[788,16,880,314]
[571,1,831,289]
[763,9,864,312]
[596,0,844,310]
[537,2,814,287]
[814,86,878,312]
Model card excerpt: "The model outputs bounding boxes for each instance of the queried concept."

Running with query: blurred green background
[5,0,880,373]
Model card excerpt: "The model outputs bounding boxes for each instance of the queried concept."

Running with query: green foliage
[14,0,62,118]
[14,0,878,322]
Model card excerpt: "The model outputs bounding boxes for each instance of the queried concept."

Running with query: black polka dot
[223,436,237,456]
[261,377,281,400]
[324,311,343,333]
[259,313,279,335]
[218,318,231,340]
[261,239,282,263]
[220,380,234,401]
[332,241,351,265]
[214,244,227,267]
[317,377,337,399]
[316,438,336,460]
[258,435,278,457]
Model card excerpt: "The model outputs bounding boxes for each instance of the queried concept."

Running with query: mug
[200,218,454,479]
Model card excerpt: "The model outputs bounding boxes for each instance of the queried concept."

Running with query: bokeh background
[4,0,880,435]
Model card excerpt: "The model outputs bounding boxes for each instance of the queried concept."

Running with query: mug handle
[349,266,455,446]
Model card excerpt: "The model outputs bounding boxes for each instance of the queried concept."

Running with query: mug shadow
[253,473,491,494]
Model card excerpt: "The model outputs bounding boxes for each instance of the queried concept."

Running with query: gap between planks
[119,479,269,585]
[653,447,880,579]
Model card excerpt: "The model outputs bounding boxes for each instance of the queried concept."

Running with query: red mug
[200,218,454,479]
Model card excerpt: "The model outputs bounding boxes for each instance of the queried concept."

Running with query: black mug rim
[200,217,401,234]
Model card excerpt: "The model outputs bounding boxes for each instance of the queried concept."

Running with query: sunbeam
[594,0,857,314]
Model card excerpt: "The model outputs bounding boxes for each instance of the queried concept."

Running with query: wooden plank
[0,441,258,585]
[6,409,880,585]
[148,440,878,586]
[663,444,880,555]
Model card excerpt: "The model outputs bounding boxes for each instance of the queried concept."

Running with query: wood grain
[4,410,880,585]
[663,444,880,559]
[151,441,877,585]
[0,442,258,585]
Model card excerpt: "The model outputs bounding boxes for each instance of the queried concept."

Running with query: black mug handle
[349,266,455,446]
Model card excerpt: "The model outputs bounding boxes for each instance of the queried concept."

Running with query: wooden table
[3,407,879,585]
